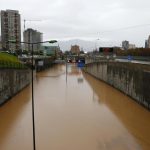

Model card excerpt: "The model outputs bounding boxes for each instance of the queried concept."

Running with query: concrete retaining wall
[0,69,30,105]
[84,62,150,110]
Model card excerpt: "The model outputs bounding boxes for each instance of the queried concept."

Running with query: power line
[100,23,150,34]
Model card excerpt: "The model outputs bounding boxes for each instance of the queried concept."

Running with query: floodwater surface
[0,64,150,150]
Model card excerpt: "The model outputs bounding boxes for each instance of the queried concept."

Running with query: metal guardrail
[116,56,150,61]
[0,60,27,69]
[85,56,150,65]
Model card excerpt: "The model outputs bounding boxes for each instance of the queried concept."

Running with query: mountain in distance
[58,39,98,52]
[45,39,119,52]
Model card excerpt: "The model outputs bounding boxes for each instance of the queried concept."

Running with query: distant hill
[44,39,120,52]
[58,39,97,52]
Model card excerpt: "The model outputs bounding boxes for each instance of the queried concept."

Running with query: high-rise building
[145,40,148,48]
[122,40,129,50]
[146,35,150,48]
[23,28,43,53]
[1,10,21,51]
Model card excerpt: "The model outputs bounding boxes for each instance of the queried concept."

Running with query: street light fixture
[94,38,100,51]
[8,40,57,150]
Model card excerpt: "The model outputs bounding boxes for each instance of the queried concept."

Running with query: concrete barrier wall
[84,62,150,110]
[0,69,30,105]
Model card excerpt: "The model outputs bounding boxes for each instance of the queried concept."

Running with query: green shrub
[0,53,27,69]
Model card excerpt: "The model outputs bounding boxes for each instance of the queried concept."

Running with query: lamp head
[48,40,57,43]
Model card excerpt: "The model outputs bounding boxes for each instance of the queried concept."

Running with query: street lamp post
[93,39,100,62]
[95,38,100,51]
[8,40,57,150]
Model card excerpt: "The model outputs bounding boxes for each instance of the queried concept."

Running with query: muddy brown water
[0,64,150,150]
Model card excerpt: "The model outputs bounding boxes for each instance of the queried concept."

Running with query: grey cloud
[1,0,150,48]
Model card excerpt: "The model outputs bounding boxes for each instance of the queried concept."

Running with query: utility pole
[8,40,57,150]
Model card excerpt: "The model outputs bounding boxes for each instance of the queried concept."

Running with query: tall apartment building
[146,35,150,48]
[23,28,42,53]
[122,40,129,50]
[145,40,148,48]
[1,10,21,51]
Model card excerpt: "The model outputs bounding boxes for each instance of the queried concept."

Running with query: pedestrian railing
[0,60,27,69]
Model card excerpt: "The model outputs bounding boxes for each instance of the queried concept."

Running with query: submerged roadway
[0,64,150,150]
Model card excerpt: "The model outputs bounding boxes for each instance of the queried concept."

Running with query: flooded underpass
[0,64,150,150]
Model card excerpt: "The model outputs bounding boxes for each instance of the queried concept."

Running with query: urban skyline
[0,0,150,47]
[1,8,150,51]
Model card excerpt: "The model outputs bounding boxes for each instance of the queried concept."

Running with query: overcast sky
[1,0,150,47]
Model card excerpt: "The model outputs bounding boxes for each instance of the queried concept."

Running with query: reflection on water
[0,87,33,150]
[83,72,150,150]
[67,64,84,84]
[77,77,84,83]
[0,64,150,150]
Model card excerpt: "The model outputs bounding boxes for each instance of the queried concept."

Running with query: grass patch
[0,52,27,69]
